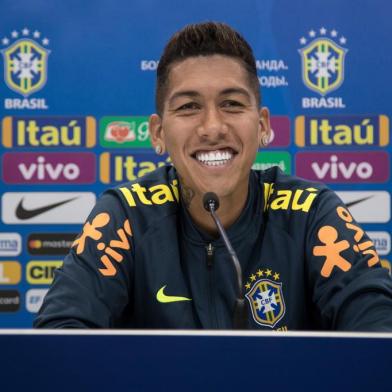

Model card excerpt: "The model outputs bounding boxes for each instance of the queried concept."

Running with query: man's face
[150,55,270,204]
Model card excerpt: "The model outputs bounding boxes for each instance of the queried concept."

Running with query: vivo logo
[20,157,80,180]
[313,155,373,179]
[2,152,96,184]
[296,152,389,183]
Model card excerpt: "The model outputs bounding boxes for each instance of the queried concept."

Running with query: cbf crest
[299,28,347,96]
[1,29,50,97]
[245,269,285,328]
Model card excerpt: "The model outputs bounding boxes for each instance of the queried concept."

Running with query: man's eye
[222,100,244,108]
[176,102,200,111]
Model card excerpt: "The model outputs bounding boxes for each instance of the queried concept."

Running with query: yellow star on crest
[257,269,264,277]
[265,269,272,277]
[273,272,280,280]
[250,274,256,282]
[245,282,251,290]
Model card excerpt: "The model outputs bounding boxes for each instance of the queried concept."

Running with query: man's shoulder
[252,166,332,215]
[254,166,328,191]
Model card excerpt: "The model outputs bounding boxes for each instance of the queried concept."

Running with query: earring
[155,145,163,155]
[260,134,270,147]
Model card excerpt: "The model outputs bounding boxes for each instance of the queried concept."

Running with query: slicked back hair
[155,21,260,115]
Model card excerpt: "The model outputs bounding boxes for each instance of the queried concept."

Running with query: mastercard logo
[28,240,42,249]
[29,240,42,249]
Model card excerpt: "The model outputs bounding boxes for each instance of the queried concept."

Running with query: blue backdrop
[0,0,391,327]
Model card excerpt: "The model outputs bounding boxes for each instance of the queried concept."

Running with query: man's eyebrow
[169,87,252,103]
[220,87,252,98]
[168,90,200,105]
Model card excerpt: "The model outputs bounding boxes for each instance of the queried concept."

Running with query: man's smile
[192,148,237,167]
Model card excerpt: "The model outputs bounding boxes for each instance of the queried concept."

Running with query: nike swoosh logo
[345,196,373,209]
[15,197,78,220]
[156,285,192,303]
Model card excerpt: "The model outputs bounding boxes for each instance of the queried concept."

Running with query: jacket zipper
[206,243,218,328]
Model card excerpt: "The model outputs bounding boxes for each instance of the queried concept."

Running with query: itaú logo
[295,151,389,183]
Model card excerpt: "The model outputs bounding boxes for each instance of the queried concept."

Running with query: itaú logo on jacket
[119,179,179,207]
[263,183,319,213]
[295,152,389,183]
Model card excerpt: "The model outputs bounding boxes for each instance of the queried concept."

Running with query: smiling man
[149,53,270,234]
[35,22,392,330]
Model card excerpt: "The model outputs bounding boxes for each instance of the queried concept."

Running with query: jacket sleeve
[306,189,392,331]
[34,191,134,328]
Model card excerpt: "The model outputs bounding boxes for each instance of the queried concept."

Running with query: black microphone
[203,192,247,329]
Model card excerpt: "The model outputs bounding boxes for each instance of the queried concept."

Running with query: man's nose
[196,107,228,138]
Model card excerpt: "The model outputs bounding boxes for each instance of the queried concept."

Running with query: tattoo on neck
[180,183,195,208]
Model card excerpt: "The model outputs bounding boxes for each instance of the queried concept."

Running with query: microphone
[203,192,247,329]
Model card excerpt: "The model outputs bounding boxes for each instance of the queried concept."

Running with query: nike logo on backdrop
[15,197,78,220]
[345,196,373,208]
[156,285,192,303]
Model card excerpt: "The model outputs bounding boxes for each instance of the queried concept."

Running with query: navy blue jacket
[34,166,392,330]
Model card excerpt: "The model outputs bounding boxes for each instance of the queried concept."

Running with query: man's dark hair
[155,21,260,114]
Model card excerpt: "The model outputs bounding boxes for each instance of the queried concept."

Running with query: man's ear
[149,114,166,154]
[258,107,271,147]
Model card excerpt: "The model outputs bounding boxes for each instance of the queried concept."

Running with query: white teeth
[195,150,233,166]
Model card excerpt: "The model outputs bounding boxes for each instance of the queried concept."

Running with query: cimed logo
[299,28,347,96]
[1,28,50,97]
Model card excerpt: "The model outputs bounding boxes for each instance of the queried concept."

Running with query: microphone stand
[203,193,247,329]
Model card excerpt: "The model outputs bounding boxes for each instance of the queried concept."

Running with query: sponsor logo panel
[26,260,63,284]
[295,115,389,147]
[99,116,151,148]
[295,151,389,183]
[1,116,96,148]
[268,116,290,147]
[253,152,291,174]
[298,28,347,109]
[3,152,96,184]
[1,28,50,110]
[2,152,96,184]
[100,152,170,184]
[0,290,20,312]
[26,288,48,313]
[0,232,22,256]
[1,192,96,224]
[28,233,77,255]
[367,232,391,256]
[0,262,22,284]
[337,191,390,223]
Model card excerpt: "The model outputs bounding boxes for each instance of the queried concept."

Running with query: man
[35,22,392,330]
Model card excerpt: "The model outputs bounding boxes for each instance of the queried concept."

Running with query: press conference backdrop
[0,0,391,328]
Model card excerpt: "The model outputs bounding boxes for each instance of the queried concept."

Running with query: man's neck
[185,190,248,237]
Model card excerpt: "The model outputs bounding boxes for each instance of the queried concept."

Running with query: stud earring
[155,145,163,155]
[260,134,270,147]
